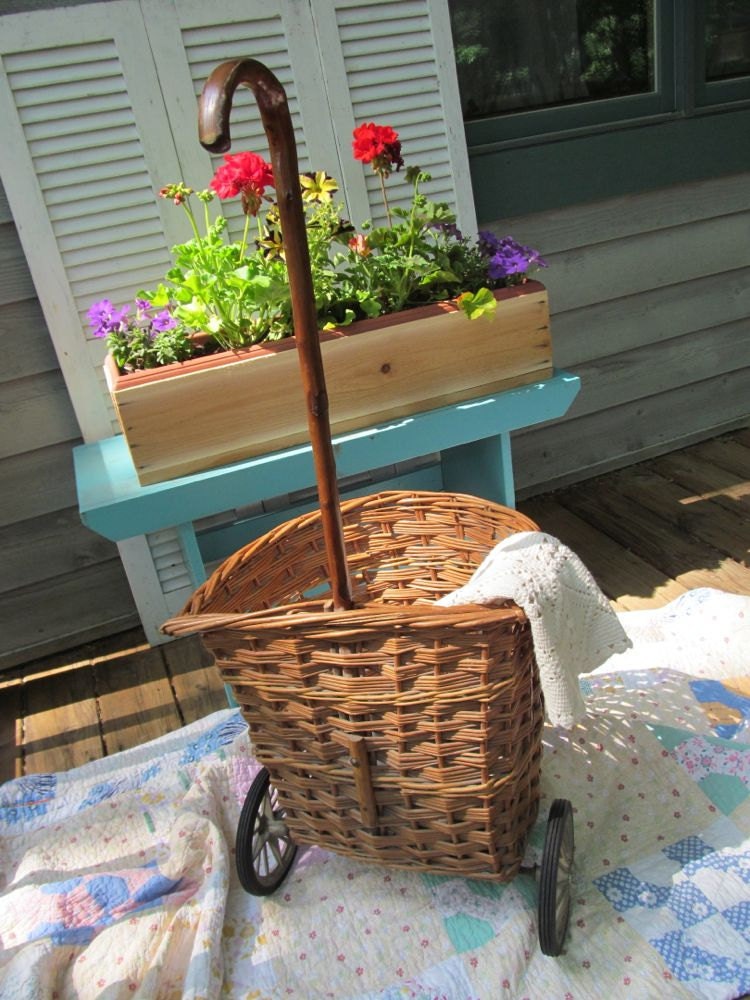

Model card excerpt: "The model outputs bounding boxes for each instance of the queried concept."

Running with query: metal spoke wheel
[236,767,298,895]
[538,798,575,956]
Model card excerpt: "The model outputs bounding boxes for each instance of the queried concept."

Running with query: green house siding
[497,171,750,496]
[469,109,750,223]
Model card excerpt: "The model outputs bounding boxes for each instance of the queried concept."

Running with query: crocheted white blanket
[436,531,632,727]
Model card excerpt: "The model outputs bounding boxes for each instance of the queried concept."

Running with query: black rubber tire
[235,767,298,895]
[538,798,575,956]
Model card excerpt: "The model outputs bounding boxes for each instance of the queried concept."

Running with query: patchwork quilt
[1,587,750,999]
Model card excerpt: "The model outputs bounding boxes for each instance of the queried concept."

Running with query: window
[447,1,750,220]
[452,1,655,118]
[699,0,750,104]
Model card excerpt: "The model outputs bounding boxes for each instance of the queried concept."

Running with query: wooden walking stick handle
[198,58,354,611]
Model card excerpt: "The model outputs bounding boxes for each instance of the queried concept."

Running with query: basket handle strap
[332,733,379,829]
[198,58,354,611]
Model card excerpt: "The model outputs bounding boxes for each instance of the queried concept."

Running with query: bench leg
[174,523,237,708]
[440,431,515,507]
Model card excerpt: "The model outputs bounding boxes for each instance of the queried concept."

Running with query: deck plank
[23,664,103,774]
[555,475,750,595]
[520,494,689,610]
[162,636,227,724]
[96,646,182,756]
[690,435,750,479]
[607,465,749,564]
[647,450,750,510]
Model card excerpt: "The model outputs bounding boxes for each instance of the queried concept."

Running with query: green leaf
[323,307,357,329]
[420,268,460,287]
[456,287,497,320]
[357,295,382,318]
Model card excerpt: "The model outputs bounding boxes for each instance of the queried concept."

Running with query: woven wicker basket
[165,490,544,880]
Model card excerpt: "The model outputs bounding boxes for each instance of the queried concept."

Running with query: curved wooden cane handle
[198,58,354,611]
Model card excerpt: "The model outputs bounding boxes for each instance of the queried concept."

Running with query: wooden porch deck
[2,426,748,785]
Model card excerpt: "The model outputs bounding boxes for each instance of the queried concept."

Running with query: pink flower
[348,233,371,257]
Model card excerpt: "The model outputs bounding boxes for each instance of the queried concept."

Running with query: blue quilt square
[667,881,717,928]
[663,836,715,866]
[723,900,750,941]
[653,929,750,992]
[594,867,670,913]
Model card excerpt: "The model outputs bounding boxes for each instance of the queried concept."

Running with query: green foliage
[330,169,497,319]
[105,322,194,371]
[139,199,293,351]
[93,133,545,372]
[136,166,502,359]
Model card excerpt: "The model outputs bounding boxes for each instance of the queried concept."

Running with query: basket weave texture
[165,491,544,880]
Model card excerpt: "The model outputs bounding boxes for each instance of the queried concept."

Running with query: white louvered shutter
[309,0,477,235]
[0,1,196,440]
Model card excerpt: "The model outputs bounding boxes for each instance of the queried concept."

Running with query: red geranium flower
[352,123,404,176]
[210,151,275,216]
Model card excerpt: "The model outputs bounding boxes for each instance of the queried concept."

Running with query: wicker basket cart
[163,59,574,958]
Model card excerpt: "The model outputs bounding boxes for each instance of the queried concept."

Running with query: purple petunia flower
[488,249,530,280]
[477,230,502,256]
[430,221,463,241]
[478,232,547,280]
[87,299,130,337]
[151,310,178,333]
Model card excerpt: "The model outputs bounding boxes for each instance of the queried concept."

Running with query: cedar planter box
[104,281,552,486]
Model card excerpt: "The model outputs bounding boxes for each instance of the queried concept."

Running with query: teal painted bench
[74,371,580,641]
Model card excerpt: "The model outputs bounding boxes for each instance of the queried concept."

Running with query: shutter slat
[59,219,164,256]
[335,0,427,26]
[33,141,147,175]
[47,186,157,223]
[3,41,119,75]
[52,202,159,238]
[17,91,131,125]
[44,172,154,209]
[67,236,167,280]
[39,156,150,193]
